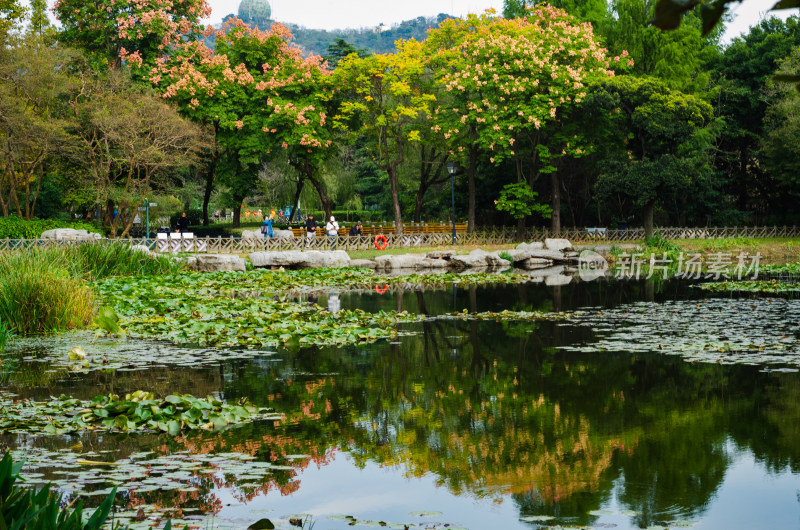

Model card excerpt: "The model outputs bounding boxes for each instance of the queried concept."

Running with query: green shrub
[0,216,102,239]
[0,452,116,529]
[498,251,514,263]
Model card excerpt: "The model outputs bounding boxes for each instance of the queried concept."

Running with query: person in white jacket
[326,216,339,248]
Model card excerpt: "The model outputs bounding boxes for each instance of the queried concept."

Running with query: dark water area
[2,279,800,529]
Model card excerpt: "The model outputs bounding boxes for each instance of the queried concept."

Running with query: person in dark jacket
[305,215,317,246]
[349,222,362,237]
[176,212,190,233]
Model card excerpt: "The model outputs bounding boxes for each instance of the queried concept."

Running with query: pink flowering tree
[55,0,211,68]
[149,19,336,226]
[425,6,628,233]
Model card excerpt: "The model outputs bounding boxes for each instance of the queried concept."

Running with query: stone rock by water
[426,250,456,260]
[241,230,262,240]
[374,254,426,271]
[449,249,506,269]
[41,228,101,242]
[544,238,573,251]
[192,254,246,272]
[249,250,350,269]
[516,241,544,250]
[418,258,448,269]
[348,258,378,269]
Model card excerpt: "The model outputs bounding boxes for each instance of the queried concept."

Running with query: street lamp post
[446,162,457,245]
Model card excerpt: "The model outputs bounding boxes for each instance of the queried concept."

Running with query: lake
[2,277,799,529]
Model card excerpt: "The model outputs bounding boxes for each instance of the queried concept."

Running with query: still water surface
[2,279,799,529]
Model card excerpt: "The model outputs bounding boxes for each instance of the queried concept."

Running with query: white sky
[202,0,797,43]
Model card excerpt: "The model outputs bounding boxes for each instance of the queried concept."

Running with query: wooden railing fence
[3,226,797,253]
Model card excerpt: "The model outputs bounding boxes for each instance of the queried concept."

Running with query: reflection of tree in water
[217,317,793,527]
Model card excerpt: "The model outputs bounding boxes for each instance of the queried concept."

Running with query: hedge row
[0,216,103,239]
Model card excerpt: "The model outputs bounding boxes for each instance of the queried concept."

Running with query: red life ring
[375,283,388,294]
[374,234,388,250]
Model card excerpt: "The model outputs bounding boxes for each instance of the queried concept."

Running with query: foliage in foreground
[0,250,95,335]
[0,245,181,336]
[0,391,281,436]
[0,452,116,530]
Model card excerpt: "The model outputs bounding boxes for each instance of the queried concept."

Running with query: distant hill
[217,13,455,56]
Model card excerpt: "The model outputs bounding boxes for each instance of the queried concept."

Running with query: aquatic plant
[0,251,94,335]
[0,452,116,530]
[0,391,281,435]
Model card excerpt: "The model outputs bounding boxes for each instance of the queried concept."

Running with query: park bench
[586,227,607,239]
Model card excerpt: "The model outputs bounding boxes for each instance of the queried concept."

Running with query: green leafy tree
[589,76,715,238]
[711,16,800,223]
[323,38,369,69]
[333,40,435,234]
[604,0,720,92]
[760,47,800,216]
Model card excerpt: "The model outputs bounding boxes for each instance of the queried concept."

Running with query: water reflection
[2,281,800,529]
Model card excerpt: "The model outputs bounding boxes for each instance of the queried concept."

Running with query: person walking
[305,214,317,247]
[326,216,339,248]
[261,213,274,238]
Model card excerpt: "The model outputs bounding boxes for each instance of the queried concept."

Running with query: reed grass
[0,251,94,334]
[0,243,182,335]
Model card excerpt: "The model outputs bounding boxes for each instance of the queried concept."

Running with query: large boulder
[374,254,426,271]
[426,250,455,260]
[241,230,262,240]
[516,241,544,250]
[192,254,246,272]
[273,229,295,239]
[544,238,573,251]
[528,249,574,261]
[449,249,506,269]
[41,228,101,242]
[418,258,449,269]
[249,250,350,269]
[348,258,378,269]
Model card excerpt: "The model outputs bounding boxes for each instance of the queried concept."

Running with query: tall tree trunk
[413,182,427,224]
[551,172,561,234]
[388,164,403,235]
[306,173,331,220]
[643,200,655,240]
[232,193,243,228]
[467,145,477,233]
[516,217,525,242]
[289,178,304,222]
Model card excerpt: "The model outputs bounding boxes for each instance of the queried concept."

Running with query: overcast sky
[202,0,797,43]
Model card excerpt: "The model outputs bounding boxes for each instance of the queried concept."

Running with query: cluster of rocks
[239,238,578,273]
